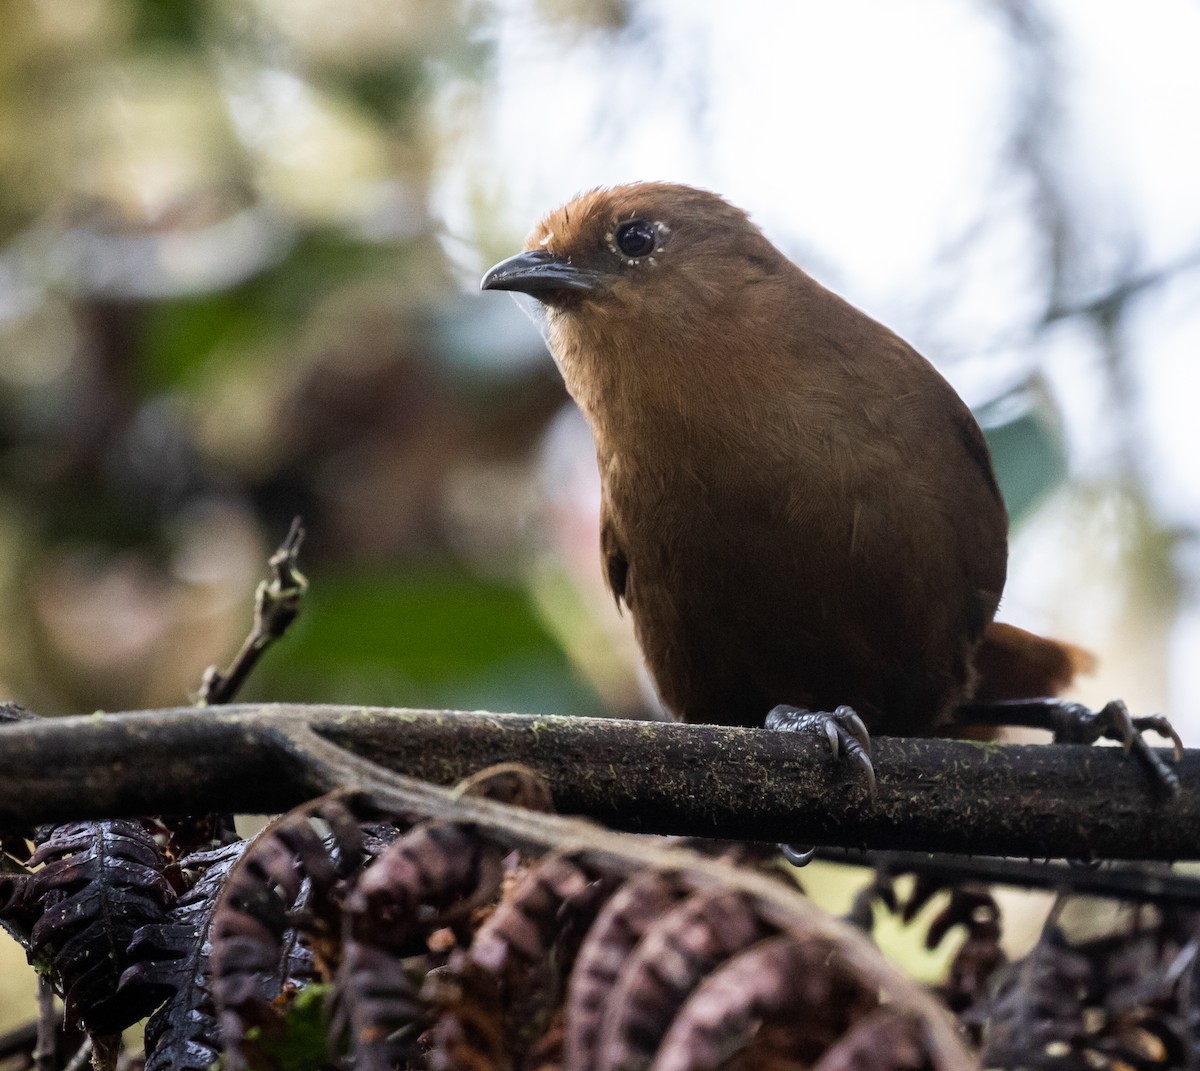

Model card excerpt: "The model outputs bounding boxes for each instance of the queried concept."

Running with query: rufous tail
[972,621,1097,703]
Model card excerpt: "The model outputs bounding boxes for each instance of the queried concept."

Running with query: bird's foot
[1051,699,1182,795]
[766,704,875,866]
[955,698,1183,795]
[765,704,877,797]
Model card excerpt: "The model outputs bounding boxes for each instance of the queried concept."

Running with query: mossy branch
[0,703,1193,860]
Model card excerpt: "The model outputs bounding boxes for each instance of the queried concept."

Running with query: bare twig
[1041,246,1200,328]
[62,1038,93,1071]
[197,518,307,706]
[0,1022,37,1063]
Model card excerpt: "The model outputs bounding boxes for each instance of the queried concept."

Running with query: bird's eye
[614,220,658,259]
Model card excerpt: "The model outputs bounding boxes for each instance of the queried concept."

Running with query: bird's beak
[480,250,599,295]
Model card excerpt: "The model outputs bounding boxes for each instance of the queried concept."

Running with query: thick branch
[0,704,1194,860]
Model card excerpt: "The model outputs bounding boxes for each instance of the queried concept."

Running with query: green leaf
[980,387,1067,525]
[253,564,603,717]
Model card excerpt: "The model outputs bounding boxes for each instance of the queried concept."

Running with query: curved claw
[832,704,872,755]
[845,736,878,798]
[781,844,817,867]
[824,718,842,760]
[1128,734,1181,796]
[1133,712,1184,763]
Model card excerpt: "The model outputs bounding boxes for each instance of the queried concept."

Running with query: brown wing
[955,407,1005,506]
[600,503,628,611]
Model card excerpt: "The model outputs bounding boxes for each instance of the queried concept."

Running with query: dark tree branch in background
[1041,245,1200,328]
[816,848,1200,906]
[0,1023,37,1065]
[35,977,55,1071]
[0,703,1194,860]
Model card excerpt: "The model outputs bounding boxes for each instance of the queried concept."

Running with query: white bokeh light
[439,0,1200,725]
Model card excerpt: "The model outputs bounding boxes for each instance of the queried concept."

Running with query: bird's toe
[766,703,877,798]
[1052,698,1181,795]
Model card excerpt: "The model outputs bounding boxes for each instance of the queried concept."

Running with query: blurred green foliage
[0,0,1069,725]
[257,565,604,715]
[0,0,608,719]
[981,390,1067,526]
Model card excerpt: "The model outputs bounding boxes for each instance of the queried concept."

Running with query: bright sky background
[437,0,1200,724]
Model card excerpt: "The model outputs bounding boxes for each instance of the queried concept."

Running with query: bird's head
[480,182,788,321]
[480,183,802,433]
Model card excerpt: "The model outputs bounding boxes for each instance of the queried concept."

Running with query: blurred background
[1,0,1199,1023]
[2,0,1200,725]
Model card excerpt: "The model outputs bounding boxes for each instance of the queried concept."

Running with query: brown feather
[489,182,1084,735]
[972,621,1096,703]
